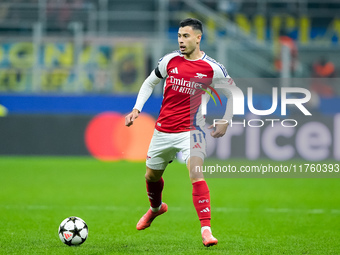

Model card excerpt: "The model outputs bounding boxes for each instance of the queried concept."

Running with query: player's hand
[208,122,229,138]
[125,109,140,127]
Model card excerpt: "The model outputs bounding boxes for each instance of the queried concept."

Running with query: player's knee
[145,173,154,182]
[145,169,162,182]
[145,174,160,182]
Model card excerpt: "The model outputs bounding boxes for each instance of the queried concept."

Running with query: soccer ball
[58,216,88,246]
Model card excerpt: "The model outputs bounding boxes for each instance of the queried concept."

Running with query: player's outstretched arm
[125,109,140,127]
[126,69,161,127]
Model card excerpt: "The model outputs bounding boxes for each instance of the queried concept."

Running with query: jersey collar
[180,51,206,61]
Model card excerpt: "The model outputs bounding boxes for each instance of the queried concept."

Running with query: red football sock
[146,177,164,209]
[192,180,211,227]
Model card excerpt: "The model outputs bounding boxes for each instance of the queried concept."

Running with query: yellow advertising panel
[112,43,145,93]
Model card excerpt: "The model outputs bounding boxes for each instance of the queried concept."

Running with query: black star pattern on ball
[69,217,77,223]
[59,223,67,234]
[70,224,81,238]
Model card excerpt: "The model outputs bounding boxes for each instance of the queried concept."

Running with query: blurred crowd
[0,0,338,99]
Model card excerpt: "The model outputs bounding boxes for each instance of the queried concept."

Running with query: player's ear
[196,33,202,44]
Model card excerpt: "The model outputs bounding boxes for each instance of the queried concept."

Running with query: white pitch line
[265,208,327,214]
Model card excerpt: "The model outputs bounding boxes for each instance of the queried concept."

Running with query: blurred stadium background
[0,0,339,161]
[1,3,339,253]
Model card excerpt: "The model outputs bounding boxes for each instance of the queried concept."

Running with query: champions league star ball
[58,216,88,246]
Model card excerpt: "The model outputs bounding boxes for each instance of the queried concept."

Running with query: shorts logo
[157,122,162,127]
[146,155,151,160]
[192,143,201,149]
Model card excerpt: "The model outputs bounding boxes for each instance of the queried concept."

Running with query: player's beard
[181,46,195,56]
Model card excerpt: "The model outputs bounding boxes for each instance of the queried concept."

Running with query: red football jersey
[154,51,230,133]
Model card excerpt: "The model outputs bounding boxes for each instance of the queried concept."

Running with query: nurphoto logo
[201,80,312,128]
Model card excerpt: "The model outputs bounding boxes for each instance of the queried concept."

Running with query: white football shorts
[146,129,206,170]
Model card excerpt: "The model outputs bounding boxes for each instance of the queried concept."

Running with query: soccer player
[125,18,236,247]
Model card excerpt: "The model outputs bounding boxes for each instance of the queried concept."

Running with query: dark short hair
[179,18,203,34]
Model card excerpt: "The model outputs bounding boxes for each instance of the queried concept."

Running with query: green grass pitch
[0,157,339,254]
